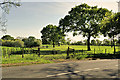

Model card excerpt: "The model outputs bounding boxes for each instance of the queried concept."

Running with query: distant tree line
[71,39,120,46]
[0,35,42,48]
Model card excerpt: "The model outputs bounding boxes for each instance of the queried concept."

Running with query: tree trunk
[87,33,91,51]
[38,47,40,57]
[53,41,55,48]
[113,35,116,54]
[66,47,70,59]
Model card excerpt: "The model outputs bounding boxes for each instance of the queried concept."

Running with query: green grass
[2,54,53,64]
[1,45,120,66]
[40,45,120,54]
[2,45,119,54]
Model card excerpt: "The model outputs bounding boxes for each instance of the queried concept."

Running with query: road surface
[2,59,119,79]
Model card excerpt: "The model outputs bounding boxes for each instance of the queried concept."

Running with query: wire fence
[2,46,120,59]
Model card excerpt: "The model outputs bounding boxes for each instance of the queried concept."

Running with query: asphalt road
[2,59,119,78]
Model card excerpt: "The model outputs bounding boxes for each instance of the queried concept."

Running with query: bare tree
[0,0,21,33]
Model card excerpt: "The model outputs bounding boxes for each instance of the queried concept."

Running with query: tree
[83,39,87,45]
[2,40,14,47]
[66,38,71,45]
[114,39,118,45]
[96,39,102,46]
[41,24,64,48]
[28,36,36,41]
[101,12,120,54]
[1,35,14,40]
[59,3,111,51]
[117,37,120,45]
[13,40,24,47]
[91,40,96,45]
[0,1,20,7]
[103,39,111,46]
[0,39,2,46]
[0,0,20,33]
[33,39,42,47]
[59,37,67,45]
[22,36,42,48]
[71,41,83,45]
[2,39,24,47]
[25,36,35,47]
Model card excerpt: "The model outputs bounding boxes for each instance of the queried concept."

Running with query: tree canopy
[100,12,120,54]
[1,35,14,40]
[96,39,102,46]
[91,40,96,45]
[101,12,120,37]
[41,24,64,48]
[22,36,42,48]
[103,39,111,46]
[0,0,21,14]
[59,3,111,50]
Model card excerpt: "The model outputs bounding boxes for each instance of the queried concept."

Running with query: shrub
[13,40,24,47]
[0,39,2,46]
[33,39,42,47]
[2,40,14,47]
[2,40,24,47]
[23,38,42,48]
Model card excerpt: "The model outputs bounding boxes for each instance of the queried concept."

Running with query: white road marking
[57,72,69,76]
[74,71,80,73]
[46,71,80,77]
[84,69,93,71]
[94,68,100,70]
[46,67,101,77]
[111,76,117,78]
[46,75,55,77]
[115,65,118,66]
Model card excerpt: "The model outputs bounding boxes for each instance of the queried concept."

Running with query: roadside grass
[2,53,67,64]
[2,54,53,64]
[42,54,66,60]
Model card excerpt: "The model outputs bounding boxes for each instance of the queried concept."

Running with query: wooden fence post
[82,49,83,55]
[7,48,10,58]
[16,48,17,53]
[3,48,7,58]
[30,48,32,54]
[114,48,116,54]
[3,48,5,58]
[72,49,75,58]
[94,48,95,55]
[73,49,75,55]
[13,48,15,54]
[38,47,40,57]
[11,48,13,55]
[66,47,70,59]
[22,48,24,58]
[105,49,106,54]
[28,48,30,54]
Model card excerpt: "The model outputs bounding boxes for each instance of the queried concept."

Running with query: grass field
[2,45,120,53]
[1,45,120,66]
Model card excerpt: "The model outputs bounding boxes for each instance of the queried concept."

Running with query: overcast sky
[0,0,119,42]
